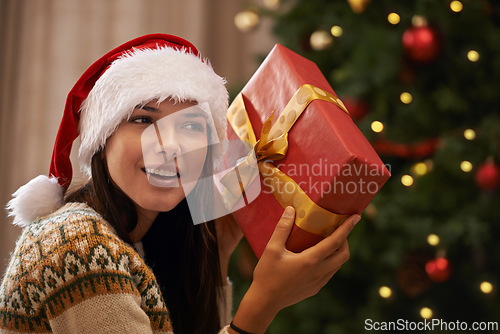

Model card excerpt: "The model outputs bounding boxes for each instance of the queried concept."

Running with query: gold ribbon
[223,84,350,237]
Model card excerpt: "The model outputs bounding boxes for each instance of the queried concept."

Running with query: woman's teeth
[145,168,177,178]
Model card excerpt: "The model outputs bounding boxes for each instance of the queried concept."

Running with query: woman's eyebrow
[135,105,161,113]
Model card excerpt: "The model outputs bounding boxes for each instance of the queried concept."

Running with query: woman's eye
[130,116,153,124]
[183,122,205,132]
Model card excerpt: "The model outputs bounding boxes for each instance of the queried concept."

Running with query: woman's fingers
[304,214,359,259]
[266,206,296,250]
[324,239,350,268]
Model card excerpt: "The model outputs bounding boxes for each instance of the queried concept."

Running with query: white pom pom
[6,175,64,227]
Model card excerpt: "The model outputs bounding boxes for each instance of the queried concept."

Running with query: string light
[371,121,384,133]
[388,13,400,25]
[460,161,473,172]
[379,286,392,298]
[420,307,433,319]
[234,10,260,32]
[412,162,428,176]
[310,30,333,50]
[427,234,440,246]
[450,1,463,13]
[467,50,480,62]
[401,175,414,187]
[464,129,476,140]
[480,281,493,294]
[330,25,343,37]
[400,92,413,104]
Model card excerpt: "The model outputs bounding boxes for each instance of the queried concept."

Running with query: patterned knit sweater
[0,203,232,334]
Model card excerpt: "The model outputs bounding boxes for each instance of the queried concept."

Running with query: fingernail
[352,215,361,226]
[283,206,295,218]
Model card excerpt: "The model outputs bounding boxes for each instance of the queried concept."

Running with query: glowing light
[364,203,377,219]
[464,129,476,140]
[379,286,392,298]
[400,92,413,104]
[263,0,280,10]
[467,50,480,62]
[460,161,473,172]
[450,1,463,13]
[412,15,427,28]
[401,175,414,187]
[330,25,344,37]
[234,10,260,33]
[371,121,384,133]
[420,307,433,319]
[310,30,333,51]
[388,13,400,25]
[427,234,440,246]
[424,159,434,172]
[413,162,428,176]
[480,281,493,294]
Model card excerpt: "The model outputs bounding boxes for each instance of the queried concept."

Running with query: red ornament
[425,257,451,282]
[402,25,441,64]
[341,97,369,121]
[475,162,500,191]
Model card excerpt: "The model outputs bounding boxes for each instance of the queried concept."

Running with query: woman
[0,34,359,334]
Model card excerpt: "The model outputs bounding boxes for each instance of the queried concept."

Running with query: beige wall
[0,0,276,276]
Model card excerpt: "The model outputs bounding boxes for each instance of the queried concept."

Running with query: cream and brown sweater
[0,203,232,333]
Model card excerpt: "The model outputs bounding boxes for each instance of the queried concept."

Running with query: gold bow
[223,84,350,237]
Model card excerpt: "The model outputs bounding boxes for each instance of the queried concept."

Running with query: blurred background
[2,0,500,333]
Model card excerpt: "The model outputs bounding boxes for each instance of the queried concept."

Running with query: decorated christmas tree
[230,0,500,332]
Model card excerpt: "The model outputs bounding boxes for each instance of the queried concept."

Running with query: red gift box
[226,44,390,258]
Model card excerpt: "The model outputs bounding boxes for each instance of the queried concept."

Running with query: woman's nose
[154,121,181,159]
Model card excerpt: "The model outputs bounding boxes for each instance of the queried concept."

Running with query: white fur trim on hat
[6,175,64,227]
[78,46,229,176]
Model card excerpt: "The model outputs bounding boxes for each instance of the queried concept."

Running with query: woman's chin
[135,191,187,213]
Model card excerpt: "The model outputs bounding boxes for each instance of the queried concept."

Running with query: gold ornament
[412,15,428,27]
[310,30,333,51]
[347,0,372,13]
[234,9,260,33]
[263,0,281,10]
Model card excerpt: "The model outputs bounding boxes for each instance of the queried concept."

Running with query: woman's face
[105,99,208,215]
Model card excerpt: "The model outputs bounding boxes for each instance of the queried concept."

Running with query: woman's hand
[229,206,360,334]
[216,214,244,282]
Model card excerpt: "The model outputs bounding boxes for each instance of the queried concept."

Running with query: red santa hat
[7,33,228,227]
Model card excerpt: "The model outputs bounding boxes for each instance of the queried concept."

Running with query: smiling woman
[1,33,358,334]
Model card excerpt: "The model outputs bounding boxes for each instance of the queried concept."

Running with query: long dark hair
[65,144,224,333]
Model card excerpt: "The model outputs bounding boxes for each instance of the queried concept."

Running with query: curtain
[0,0,276,276]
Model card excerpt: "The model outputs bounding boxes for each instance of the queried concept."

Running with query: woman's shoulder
[5,202,141,286]
[1,203,169,333]
[24,202,118,243]
[2,201,151,300]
